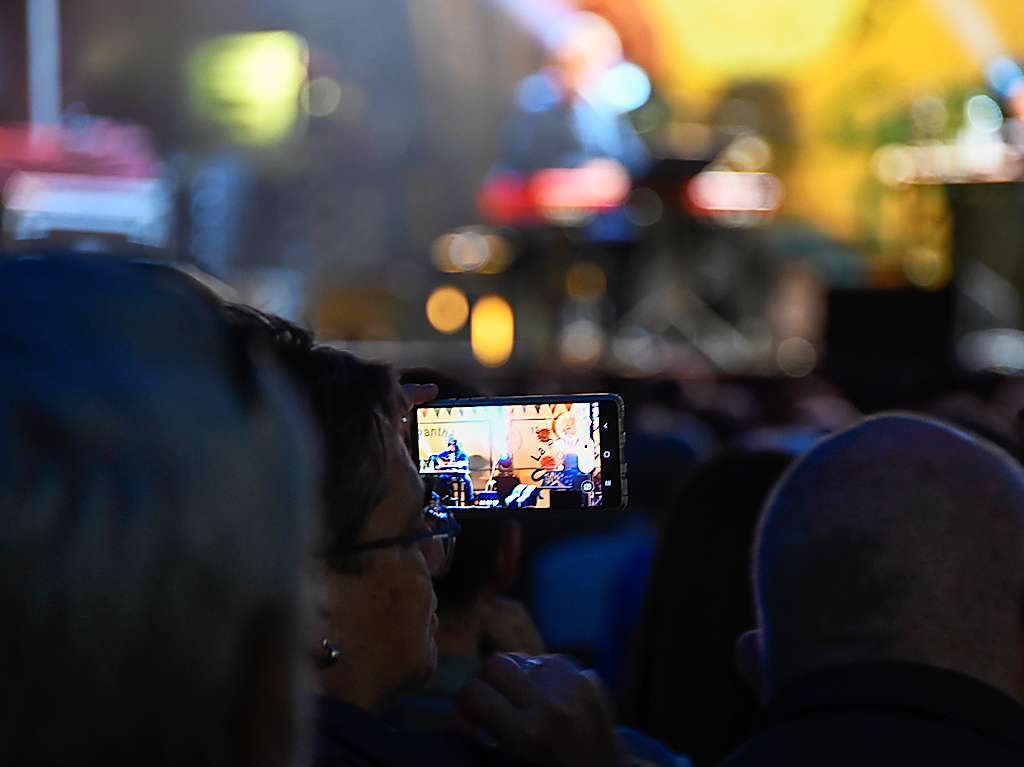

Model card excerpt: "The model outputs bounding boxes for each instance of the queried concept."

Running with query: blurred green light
[189,31,308,146]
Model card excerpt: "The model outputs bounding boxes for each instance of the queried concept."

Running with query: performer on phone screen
[430,436,475,505]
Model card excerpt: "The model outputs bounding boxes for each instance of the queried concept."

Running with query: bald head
[754,413,1024,699]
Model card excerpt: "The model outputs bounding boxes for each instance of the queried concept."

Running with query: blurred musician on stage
[480,12,650,242]
[503,13,649,178]
[430,436,475,505]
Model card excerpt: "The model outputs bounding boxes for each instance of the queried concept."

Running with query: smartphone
[410,394,626,512]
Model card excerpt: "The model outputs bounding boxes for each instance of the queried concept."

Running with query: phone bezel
[409,393,627,516]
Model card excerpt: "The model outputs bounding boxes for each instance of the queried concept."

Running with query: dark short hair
[222,306,404,570]
[298,347,405,566]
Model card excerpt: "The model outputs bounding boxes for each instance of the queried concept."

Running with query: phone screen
[413,395,625,511]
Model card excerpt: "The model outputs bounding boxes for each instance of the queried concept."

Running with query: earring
[317,638,341,669]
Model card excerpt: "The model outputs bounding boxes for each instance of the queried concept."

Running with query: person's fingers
[532,651,581,671]
[457,676,528,746]
[477,653,540,709]
[402,383,438,409]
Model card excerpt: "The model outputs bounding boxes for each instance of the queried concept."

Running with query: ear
[735,629,766,703]
[494,520,523,591]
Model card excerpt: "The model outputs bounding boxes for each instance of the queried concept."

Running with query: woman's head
[223,317,440,711]
[0,258,315,767]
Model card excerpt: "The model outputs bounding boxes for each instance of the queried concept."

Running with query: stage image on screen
[416,401,603,509]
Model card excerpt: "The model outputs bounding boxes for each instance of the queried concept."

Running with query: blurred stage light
[911,95,949,137]
[189,31,308,146]
[611,326,664,375]
[3,171,172,249]
[595,61,652,114]
[903,246,950,289]
[303,77,343,118]
[566,261,607,301]
[686,171,783,223]
[471,295,515,367]
[776,337,817,377]
[533,159,631,224]
[426,285,470,334]
[559,319,606,368]
[959,328,1024,374]
[988,56,1024,100]
[872,145,917,186]
[965,93,1004,133]
[723,134,773,172]
[431,229,513,274]
[449,231,490,271]
[873,139,1019,185]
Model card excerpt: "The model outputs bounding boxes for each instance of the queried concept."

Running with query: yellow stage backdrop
[586,0,1024,265]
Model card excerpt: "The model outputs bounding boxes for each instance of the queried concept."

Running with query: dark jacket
[312,694,522,767]
[316,693,689,767]
[719,662,1024,767]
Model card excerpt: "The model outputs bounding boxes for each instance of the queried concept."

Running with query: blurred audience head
[751,413,1024,702]
[433,518,521,623]
[626,448,796,764]
[0,258,314,767]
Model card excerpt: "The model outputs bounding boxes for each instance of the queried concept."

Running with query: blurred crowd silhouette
[6,254,1024,767]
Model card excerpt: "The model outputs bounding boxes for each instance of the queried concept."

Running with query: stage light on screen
[189,31,308,146]
[471,295,515,367]
[426,285,469,334]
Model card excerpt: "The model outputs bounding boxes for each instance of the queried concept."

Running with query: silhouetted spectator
[623,449,795,765]
[724,414,1024,766]
[0,258,314,767]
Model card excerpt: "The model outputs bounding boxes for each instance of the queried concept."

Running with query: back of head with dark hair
[624,448,796,766]
[0,258,314,767]
[299,347,406,561]
[432,518,516,614]
[222,304,405,568]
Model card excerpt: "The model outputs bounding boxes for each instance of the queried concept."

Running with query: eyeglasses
[338,498,460,577]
